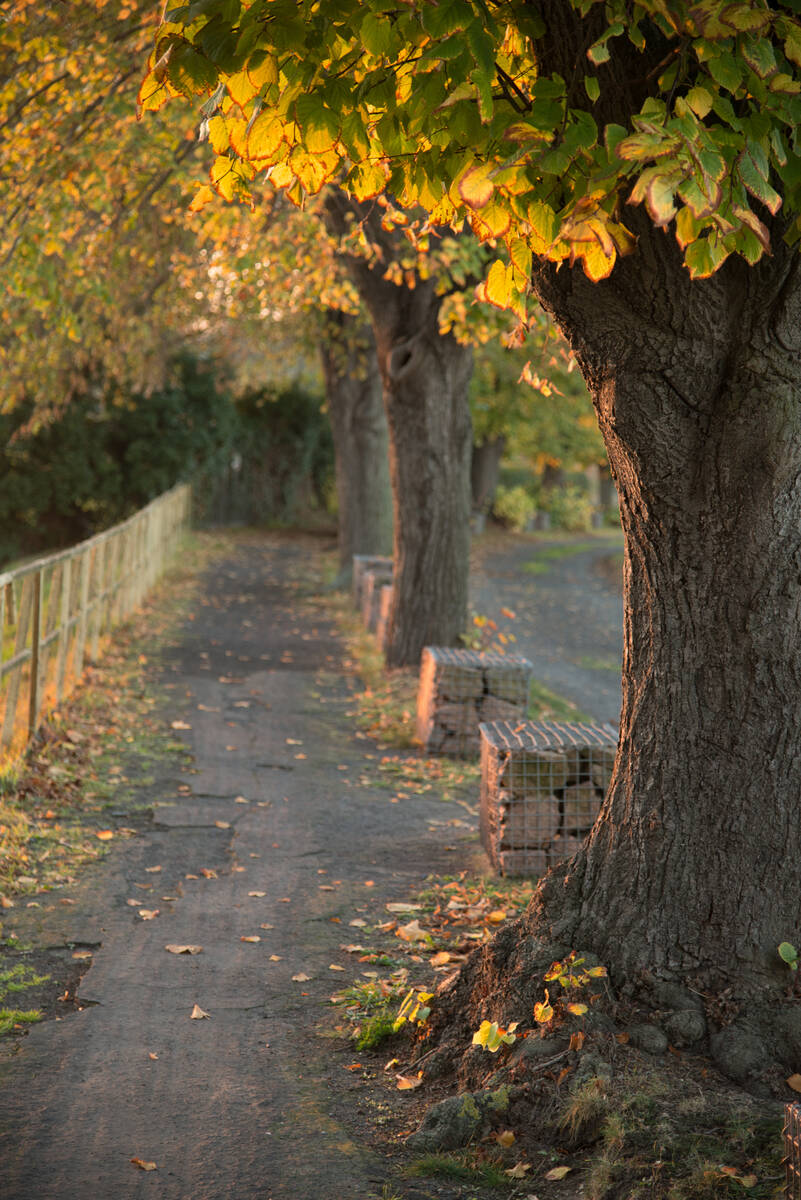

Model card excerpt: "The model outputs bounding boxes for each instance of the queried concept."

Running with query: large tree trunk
[325,193,473,667]
[529,215,801,1005]
[471,435,505,513]
[319,311,392,582]
[428,216,801,1085]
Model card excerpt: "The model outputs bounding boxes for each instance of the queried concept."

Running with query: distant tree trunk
[325,193,473,667]
[471,436,505,512]
[319,311,392,582]
[541,461,565,491]
[598,461,617,510]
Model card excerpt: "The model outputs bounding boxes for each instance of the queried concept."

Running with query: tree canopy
[140,0,801,313]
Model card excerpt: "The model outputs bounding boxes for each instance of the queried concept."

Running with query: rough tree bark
[471,435,506,513]
[318,310,392,582]
[325,194,473,667]
[429,211,801,1084]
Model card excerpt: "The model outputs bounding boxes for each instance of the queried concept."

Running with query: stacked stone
[416,648,533,758]
[352,554,392,610]
[361,568,394,633]
[479,720,618,876]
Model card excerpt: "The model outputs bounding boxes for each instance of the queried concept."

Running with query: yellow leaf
[247,112,285,161]
[248,891,267,898]
[96,830,114,841]
[488,909,507,924]
[241,935,261,943]
[247,53,278,91]
[329,964,345,971]
[188,185,216,213]
[189,1004,210,1019]
[567,1003,588,1016]
[171,720,191,730]
[431,951,451,966]
[579,240,616,282]
[384,1058,399,1071]
[292,972,311,982]
[226,67,258,108]
[130,1158,158,1171]
[138,909,159,920]
[496,1129,515,1147]
[458,162,495,210]
[164,944,203,955]
[505,1162,530,1179]
[546,1165,572,1180]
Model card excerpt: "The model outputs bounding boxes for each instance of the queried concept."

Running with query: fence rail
[0,483,191,763]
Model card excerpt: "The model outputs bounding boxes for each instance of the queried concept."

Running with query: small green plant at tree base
[472,1019,519,1052]
[779,942,799,970]
[534,952,607,1030]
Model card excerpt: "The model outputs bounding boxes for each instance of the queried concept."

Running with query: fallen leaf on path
[397,920,430,943]
[545,1166,571,1180]
[72,951,92,960]
[278,898,291,903]
[349,919,367,928]
[384,1058,399,1071]
[319,885,335,891]
[126,899,141,907]
[496,1130,516,1147]
[148,1053,158,1060]
[505,1163,531,1179]
[248,891,266,898]
[197,705,220,712]
[235,797,249,804]
[0,897,14,908]
[286,739,303,745]
[233,701,250,708]
[241,935,261,943]
[165,945,203,955]
[269,955,281,961]
[138,909,159,920]
[190,1004,210,1019]
[214,821,230,830]
[225,746,237,752]
[385,903,422,914]
[345,1063,362,1071]
[292,973,311,982]
[430,951,451,966]
[200,869,218,878]
[329,964,345,972]
[144,865,162,873]
[171,720,192,730]
[294,753,306,759]
[341,944,366,954]
[260,923,275,930]
[364,880,375,887]
[396,1073,423,1091]
[96,830,114,841]
[130,1158,158,1171]
[488,910,507,923]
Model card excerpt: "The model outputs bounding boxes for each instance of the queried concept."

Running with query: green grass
[527,677,591,723]
[408,1152,511,1188]
[523,542,599,575]
[575,655,620,673]
[0,961,50,1036]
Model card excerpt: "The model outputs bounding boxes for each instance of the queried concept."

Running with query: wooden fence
[0,483,191,763]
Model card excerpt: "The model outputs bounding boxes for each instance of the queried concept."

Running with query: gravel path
[470,530,624,725]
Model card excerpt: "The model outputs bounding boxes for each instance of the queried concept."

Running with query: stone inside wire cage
[416,647,533,758]
[480,719,618,876]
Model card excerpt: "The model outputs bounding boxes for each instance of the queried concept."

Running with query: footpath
[0,535,492,1200]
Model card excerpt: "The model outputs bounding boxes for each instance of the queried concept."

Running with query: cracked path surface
[0,537,486,1200]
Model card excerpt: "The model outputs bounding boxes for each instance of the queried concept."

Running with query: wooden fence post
[27,569,43,735]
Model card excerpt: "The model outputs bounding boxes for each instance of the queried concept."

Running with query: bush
[493,484,535,531]
[543,484,595,531]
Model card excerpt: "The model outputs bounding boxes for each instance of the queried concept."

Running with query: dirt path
[0,531,625,1200]
[470,531,624,725]
[0,537,490,1200]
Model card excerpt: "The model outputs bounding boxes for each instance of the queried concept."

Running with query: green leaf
[708,54,744,93]
[686,86,714,118]
[685,233,731,277]
[737,148,782,214]
[360,12,394,57]
[779,941,799,965]
[741,35,777,80]
[585,75,600,102]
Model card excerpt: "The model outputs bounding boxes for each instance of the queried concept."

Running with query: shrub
[543,484,595,532]
[493,484,535,531]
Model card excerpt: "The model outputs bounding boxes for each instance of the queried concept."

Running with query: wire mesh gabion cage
[479,719,618,876]
[416,647,533,758]
[352,554,392,611]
